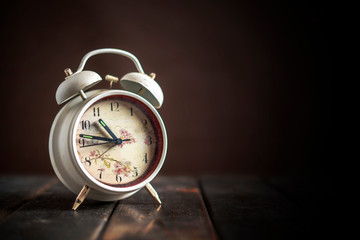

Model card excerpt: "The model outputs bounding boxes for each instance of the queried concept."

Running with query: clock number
[142,119,147,126]
[116,175,122,182]
[84,157,91,166]
[143,153,148,164]
[133,167,138,177]
[130,107,133,116]
[79,136,98,148]
[93,107,100,116]
[79,138,86,147]
[110,102,120,111]
[98,169,104,179]
[81,120,91,130]
[145,136,152,145]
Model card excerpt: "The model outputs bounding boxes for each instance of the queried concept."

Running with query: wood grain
[263,176,319,210]
[263,176,335,239]
[0,176,57,221]
[0,180,117,240]
[101,176,217,240]
[200,176,309,240]
[0,175,324,240]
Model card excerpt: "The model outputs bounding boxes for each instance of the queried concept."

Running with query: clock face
[74,95,163,187]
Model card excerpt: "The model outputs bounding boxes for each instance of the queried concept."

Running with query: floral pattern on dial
[118,129,136,148]
[75,95,159,187]
[83,149,138,182]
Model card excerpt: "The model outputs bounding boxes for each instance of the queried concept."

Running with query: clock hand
[115,138,132,145]
[79,134,115,142]
[79,142,114,148]
[79,134,131,146]
[92,143,117,160]
[98,119,118,140]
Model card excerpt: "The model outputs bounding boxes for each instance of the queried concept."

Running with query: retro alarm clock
[49,48,167,210]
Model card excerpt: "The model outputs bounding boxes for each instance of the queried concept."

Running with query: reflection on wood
[101,177,216,240]
[0,175,324,240]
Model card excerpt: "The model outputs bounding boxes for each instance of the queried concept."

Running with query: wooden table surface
[0,175,330,240]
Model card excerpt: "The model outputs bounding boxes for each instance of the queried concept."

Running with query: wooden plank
[263,176,319,210]
[0,180,117,240]
[200,176,310,240]
[101,176,217,240]
[0,175,56,221]
[263,176,337,238]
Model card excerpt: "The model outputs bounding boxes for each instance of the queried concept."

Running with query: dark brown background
[0,0,331,176]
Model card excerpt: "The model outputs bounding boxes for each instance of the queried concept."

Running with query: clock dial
[75,95,163,187]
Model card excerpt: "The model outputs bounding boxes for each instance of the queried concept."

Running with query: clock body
[49,89,167,201]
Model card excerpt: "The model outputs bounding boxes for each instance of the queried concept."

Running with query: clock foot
[72,185,91,210]
[145,183,162,205]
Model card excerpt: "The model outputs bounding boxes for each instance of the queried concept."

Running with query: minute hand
[79,134,115,142]
[99,119,118,140]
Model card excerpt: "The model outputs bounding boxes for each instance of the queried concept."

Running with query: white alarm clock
[49,48,167,210]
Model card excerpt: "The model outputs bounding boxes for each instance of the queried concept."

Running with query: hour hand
[79,134,115,142]
[98,119,118,140]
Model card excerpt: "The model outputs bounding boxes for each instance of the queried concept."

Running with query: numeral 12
[111,102,119,111]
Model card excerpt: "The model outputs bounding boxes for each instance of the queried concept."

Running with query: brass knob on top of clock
[120,72,164,108]
[55,70,102,105]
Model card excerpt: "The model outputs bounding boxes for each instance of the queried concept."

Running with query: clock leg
[72,185,91,210]
[145,183,162,205]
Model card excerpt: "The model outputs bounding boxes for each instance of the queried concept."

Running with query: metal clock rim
[70,90,167,193]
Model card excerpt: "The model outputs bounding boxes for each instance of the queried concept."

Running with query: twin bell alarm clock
[49,48,167,210]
